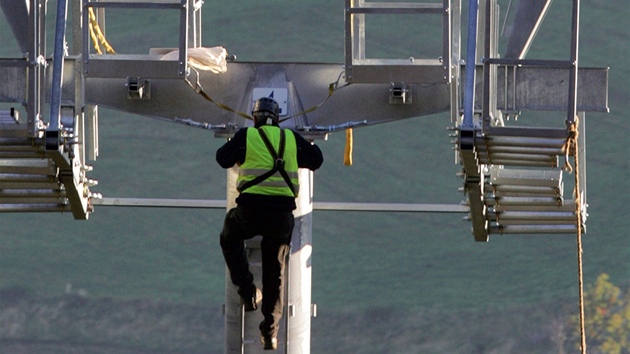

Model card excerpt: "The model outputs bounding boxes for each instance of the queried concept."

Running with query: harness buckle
[274,158,285,169]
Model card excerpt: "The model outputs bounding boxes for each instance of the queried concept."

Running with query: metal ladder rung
[348,2,443,14]
[0,152,46,159]
[0,173,57,183]
[0,197,68,204]
[242,339,260,345]
[0,110,19,124]
[0,142,45,158]
[487,196,562,206]
[477,152,558,164]
[0,182,60,189]
[477,153,557,161]
[474,145,564,156]
[0,127,34,138]
[492,201,575,213]
[492,219,576,226]
[491,220,577,226]
[0,137,39,146]
[490,168,562,188]
[485,126,570,139]
[479,159,558,168]
[489,184,562,197]
[0,159,57,175]
[85,0,185,9]
[0,189,65,198]
[478,136,567,149]
[489,224,578,234]
[0,203,71,213]
[491,211,576,224]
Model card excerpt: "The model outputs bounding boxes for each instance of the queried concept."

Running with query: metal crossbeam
[93,197,469,213]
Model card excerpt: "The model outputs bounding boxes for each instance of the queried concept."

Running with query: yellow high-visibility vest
[237,126,299,197]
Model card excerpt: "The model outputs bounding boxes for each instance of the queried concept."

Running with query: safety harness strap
[237,128,298,197]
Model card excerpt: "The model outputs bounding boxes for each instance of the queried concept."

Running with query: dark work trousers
[220,205,293,338]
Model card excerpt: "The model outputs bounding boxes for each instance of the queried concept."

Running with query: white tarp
[161,46,228,73]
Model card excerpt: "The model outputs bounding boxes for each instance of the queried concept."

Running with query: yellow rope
[88,7,116,54]
[185,68,340,125]
[87,21,102,55]
[278,82,336,123]
[184,71,253,121]
[344,128,353,166]
[564,116,587,354]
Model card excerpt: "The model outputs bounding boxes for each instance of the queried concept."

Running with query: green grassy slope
[1,0,628,352]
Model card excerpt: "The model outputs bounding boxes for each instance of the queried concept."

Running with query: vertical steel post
[576,111,586,208]
[481,0,491,133]
[450,0,462,125]
[286,168,314,353]
[27,0,46,135]
[178,0,188,77]
[462,0,479,128]
[567,0,580,124]
[71,0,82,55]
[48,0,68,134]
[188,0,202,48]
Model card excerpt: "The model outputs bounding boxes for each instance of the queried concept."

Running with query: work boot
[240,287,262,312]
[259,320,278,350]
[260,334,278,350]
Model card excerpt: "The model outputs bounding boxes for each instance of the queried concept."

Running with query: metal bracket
[44,130,60,151]
[127,77,151,100]
[60,106,75,133]
[389,83,412,104]
[458,127,475,151]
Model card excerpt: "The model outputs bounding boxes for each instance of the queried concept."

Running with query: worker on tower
[216,97,323,350]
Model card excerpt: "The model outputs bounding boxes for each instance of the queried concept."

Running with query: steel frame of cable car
[0,0,608,353]
[457,0,607,241]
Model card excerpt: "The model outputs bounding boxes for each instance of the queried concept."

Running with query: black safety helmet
[252,97,280,126]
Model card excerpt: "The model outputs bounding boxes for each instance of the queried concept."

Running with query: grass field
[1,0,628,353]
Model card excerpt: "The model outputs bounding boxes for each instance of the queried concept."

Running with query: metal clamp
[127,77,151,99]
[389,83,412,104]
